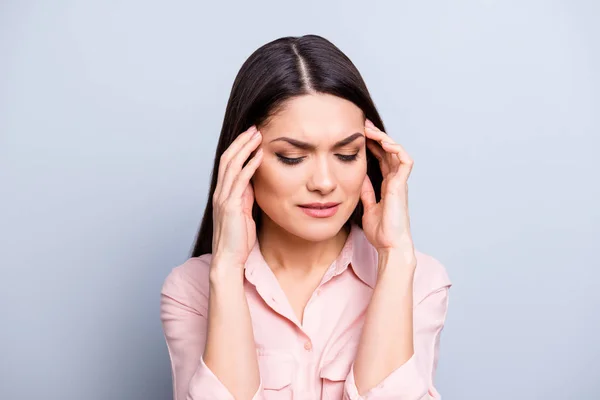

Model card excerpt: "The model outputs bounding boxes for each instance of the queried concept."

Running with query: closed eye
[337,153,359,162]
[276,154,305,165]
[275,153,359,165]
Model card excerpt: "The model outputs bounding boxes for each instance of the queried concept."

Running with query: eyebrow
[269,132,365,150]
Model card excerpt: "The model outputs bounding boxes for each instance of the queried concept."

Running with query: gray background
[1,1,598,399]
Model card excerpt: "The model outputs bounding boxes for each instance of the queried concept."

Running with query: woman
[160,34,452,400]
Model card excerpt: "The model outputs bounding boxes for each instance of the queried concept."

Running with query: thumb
[241,183,255,215]
[360,175,376,211]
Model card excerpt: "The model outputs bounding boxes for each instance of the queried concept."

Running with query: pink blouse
[160,222,452,400]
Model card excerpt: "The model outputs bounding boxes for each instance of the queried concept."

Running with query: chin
[289,221,344,242]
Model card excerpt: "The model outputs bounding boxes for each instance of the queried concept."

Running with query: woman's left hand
[360,118,416,266]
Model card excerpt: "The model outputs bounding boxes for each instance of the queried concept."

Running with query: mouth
[298,202,341,209]
[298,202,341,218]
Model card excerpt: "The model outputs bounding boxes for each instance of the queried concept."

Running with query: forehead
[262,93,364,140]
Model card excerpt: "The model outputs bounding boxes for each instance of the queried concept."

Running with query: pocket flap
[319,342,359,382]
[319,358,351,382]
[258,353,294,390]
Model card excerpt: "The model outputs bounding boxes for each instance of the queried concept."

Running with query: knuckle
[220,152,230,164]
[229,157,242,170]
[227,154,242,169]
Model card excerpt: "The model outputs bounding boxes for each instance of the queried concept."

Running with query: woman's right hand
[211,125,263,272]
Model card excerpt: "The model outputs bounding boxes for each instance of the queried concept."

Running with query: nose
[306,156,337,195]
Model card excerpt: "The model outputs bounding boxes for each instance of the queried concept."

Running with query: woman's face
[252,93,367,241]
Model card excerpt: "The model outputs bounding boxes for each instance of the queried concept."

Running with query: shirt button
[304,341,312,351]
[316,289,321,296]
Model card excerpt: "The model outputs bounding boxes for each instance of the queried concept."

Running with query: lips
[298,202,341,218]
[298,202,340,209]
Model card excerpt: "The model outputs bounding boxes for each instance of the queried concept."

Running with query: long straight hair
[190,35,386,258]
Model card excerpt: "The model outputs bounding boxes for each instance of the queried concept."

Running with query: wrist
[377,249,417,280]
[377,247,416,268]
[209,258,246,286]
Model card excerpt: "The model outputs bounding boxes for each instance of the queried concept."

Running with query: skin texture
[204,92,418,398]
[252,93,367,248]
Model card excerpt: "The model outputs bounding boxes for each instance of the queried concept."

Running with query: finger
[218,131,262,201]
[364,125,394,154]
[366,139,389,176]
[364,125,395,144]
[215,126,258,199]
[364,126,399,160]
[380,141,414,180]
[365,118,379,130]
[241,183,255,215]
[365,127,400,171]
[230,148,263,199]
[360,174,377,211]
[366,138,385,160]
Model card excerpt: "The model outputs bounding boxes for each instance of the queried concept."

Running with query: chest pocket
[319,340,360,398]
[257,351,294,394]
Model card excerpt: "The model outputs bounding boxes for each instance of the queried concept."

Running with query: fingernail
[252,130,261,138]
[365,119,375,128]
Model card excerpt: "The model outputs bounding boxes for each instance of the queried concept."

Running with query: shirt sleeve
[342,285,451,400]
[160,266,265,400]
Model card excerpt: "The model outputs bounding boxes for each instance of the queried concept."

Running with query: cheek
[337,159,367,192]
[252,160,301,198]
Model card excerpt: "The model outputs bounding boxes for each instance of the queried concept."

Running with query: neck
[257,217,350,277]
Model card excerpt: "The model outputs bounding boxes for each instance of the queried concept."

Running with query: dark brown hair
[190,34,385,258]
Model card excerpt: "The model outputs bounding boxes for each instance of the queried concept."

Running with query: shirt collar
[338,222,378,288]
[244,222,377,289]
